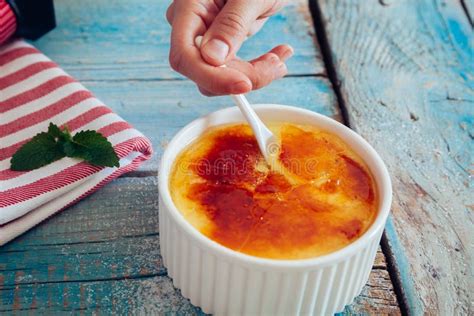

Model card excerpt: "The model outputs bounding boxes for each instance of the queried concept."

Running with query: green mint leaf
[47,122,62,138]
[10,122,120,171]
[60,125,73,142]
[10,132,66,171]
[48,122,72,143]
[62,140,77,157]
[70,130,120,168]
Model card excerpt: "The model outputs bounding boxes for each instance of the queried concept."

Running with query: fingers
[198,86,216,97]
[202,44,294,96]
[168,1,206,74]
[229,54,284,90]
[200,0,265,66]
[171,45,253,95]
[167,1,221,27]
[166,2,174,24]
[260,0,288,18]
[267,44,294,62]
[169,1,252,95]
[233,45,293,89]
[248,18,268,37]
[167,0,292,96]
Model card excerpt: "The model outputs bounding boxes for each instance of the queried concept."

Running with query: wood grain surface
[34,0,325,81]
[314,0,473,314]
[0,177,399,314]
[0,0,409,314]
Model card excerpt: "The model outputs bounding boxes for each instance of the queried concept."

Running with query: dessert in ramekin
[159,104,392,315]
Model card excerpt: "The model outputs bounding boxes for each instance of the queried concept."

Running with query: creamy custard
[169,123,378,260]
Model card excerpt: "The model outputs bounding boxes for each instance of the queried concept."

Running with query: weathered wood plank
[314,0,473,314]
[0,177,399,314]
[33,0,325,81]
[0,276,205,314]
[1,0,402,313]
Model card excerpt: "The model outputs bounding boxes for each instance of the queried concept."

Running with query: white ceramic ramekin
[158,104,392,316]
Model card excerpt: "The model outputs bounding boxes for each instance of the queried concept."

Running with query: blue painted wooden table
[1,0,472,314]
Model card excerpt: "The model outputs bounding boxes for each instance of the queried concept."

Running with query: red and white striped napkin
[0,0,16,44]
[0,40,153,245]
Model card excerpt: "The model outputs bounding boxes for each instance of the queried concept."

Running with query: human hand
[166,0,293,96]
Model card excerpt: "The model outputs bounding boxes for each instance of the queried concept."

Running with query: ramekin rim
[158,104,392,269]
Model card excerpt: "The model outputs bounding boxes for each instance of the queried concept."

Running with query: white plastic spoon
[194,36,278,164]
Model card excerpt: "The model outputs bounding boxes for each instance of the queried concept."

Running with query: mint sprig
[10,123,119,171]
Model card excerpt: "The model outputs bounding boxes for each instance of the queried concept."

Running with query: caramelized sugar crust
[170,123,378,259]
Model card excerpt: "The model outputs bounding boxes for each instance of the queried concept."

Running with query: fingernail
[231,81,251,94]
[202,39,229,64]
[281,46,294,61]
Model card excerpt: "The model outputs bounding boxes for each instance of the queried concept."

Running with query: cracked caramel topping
[170,123,378,259]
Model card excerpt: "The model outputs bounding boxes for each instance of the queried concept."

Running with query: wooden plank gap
[1,272,168,288]
[81,73,329,84]
[284,73,328,78]
[119,171,159,178]
[307,0,351,127]
[381,231,411,316]
[1,232,160,251]
[81,77,187,83]
[460,0,474,27]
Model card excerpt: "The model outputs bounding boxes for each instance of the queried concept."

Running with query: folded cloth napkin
[0,40,153,245]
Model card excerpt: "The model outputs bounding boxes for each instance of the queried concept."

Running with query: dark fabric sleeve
[6,0,55,40]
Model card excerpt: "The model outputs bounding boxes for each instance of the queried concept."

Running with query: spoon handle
[193,36,277,163]
[230,94,275,162]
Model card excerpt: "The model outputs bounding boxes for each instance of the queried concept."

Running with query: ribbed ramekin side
[330,259,352,312]
[299,269,324,314]
[339,244,366,309]
[158,198,166,267]
[159,196,385,316]
[355,231,383,299]
[334,229,384,313]
[159,197,171,270]
[187,241,202,308]
[159,199,216,314]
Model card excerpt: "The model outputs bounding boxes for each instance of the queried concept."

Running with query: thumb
[201,0,264,66]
